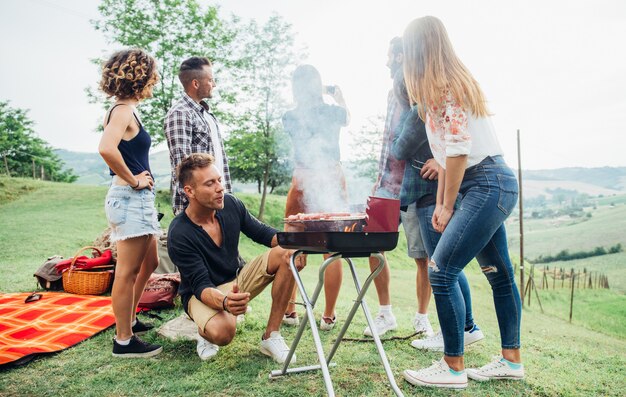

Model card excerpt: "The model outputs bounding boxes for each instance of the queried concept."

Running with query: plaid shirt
[375,90,406,195]
[391,107,438,207]
[165,93,232,214]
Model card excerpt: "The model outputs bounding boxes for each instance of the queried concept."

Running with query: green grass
[1,179,625,396]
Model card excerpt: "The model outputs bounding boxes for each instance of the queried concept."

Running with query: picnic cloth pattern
[0,292,115,366]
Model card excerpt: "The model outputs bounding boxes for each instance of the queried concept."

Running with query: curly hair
[99,49,158,100]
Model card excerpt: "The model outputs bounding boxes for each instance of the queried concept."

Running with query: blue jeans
[416,205,475,331]
[424,156,522,356]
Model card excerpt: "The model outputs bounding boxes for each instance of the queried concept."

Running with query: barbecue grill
[270,197,404,397]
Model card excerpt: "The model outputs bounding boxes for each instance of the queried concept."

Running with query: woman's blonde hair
[402,16,489,120]
[100,48,158,101]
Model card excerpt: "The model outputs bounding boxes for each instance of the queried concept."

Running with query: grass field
[1,177,625,396]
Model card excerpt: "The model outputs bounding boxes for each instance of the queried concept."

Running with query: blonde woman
[98,48,162,357]
[401,17,523,389]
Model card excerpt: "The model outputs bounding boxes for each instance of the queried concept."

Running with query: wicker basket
[62,246,114,295]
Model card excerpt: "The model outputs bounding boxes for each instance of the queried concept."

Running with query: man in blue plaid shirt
[364,37,439,340]
[165,57,232,216]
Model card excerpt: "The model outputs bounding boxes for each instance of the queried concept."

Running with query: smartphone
[325,85,336,95]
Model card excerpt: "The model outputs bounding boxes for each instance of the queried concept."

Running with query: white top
[425,91,503,169]
[203,112,225,175]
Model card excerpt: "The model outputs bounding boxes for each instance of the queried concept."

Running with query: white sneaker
[464,324,485,346]
[413,313,434,337]
[410,325,485,352]
[467,355,525,381]
[411,331,444,351]
[403,358,468,389]
[196,338,219,361]
[260,331,295,364]
[363,312,398,337]
[282,312,300,327]
[319,315,336,331]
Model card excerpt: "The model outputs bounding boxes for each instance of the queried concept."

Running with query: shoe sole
[260,346,295,364]
[282,319,300,327]
[410,341,444,352]
[112,346,163,358]
[467,371,524,382]
[402,370,467,389]
[464,334,485,346]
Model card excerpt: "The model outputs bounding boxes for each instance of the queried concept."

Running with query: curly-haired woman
[98,48,162,357]
[400,17,523,389]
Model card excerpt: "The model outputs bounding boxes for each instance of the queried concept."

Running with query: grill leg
[270,251,342,397]
[331,253,404,397]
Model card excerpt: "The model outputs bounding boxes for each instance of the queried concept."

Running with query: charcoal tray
[277,232,399,255]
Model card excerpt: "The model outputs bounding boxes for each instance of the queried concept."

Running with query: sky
[1,0,625,170]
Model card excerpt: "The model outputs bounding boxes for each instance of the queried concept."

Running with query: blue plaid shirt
[391,107,437,207]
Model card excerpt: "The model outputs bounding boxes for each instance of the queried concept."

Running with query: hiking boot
[413,313,434,337]
[319,315,337,331]
[260,331,295,364]
[282,311,300,327]
[112,335,162,358]
[467,355,524,381]
[363,312,398,337]
[464,324,485,346]
[131,319,154,335]
[403,358,468,389]
[196,337,219,361]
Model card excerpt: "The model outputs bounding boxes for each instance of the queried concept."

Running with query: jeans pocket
[105,196,130,226]
[496,174,519,215]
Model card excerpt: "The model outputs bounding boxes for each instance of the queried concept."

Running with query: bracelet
[133,179,140,189]
[222,295,229,313]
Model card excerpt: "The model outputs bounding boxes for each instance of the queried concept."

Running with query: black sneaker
[112,335,163,358]
[132,318,154,335]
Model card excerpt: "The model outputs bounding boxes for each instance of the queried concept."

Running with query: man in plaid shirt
[165,56,232,216]
[363,37,439,340]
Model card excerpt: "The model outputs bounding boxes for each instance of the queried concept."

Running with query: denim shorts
[399,204,427,259]
[104,185,162,242]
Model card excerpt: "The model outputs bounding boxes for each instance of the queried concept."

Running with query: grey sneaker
[412,313,434,337]
[467,355,524,381]
[260,331,295,364]
[363,312,398,337]
[403,358,468,389]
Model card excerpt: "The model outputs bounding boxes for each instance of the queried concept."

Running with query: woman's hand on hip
[134,170,154,190]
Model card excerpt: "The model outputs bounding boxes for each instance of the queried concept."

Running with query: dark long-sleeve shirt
[167,194,277,311]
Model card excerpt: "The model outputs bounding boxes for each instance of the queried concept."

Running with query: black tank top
[106,104,152,177]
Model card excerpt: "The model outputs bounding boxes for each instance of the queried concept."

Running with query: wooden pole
[3,153,10,177]
[32,158,36,179]
[553,267,557,289]
[561,268,565,288]
[40,164,44,180]
[569,269,575,323]
[517,129,525,305]
[532,275,544,314]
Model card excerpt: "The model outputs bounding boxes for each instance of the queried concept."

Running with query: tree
[345,115,384,183]
[90,0,239,144]
[0,101,77,182]
[223,15,304,219]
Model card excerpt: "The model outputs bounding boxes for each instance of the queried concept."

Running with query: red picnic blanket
[0,292,115,366]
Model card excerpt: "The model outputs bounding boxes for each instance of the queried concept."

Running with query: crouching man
[168,153,303,363]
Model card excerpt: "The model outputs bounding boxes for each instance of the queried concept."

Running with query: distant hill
[56,149,625,198]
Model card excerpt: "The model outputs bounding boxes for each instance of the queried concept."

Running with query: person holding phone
[281,64,350,331]
[98,48,163,358]
[167,153,303,363]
